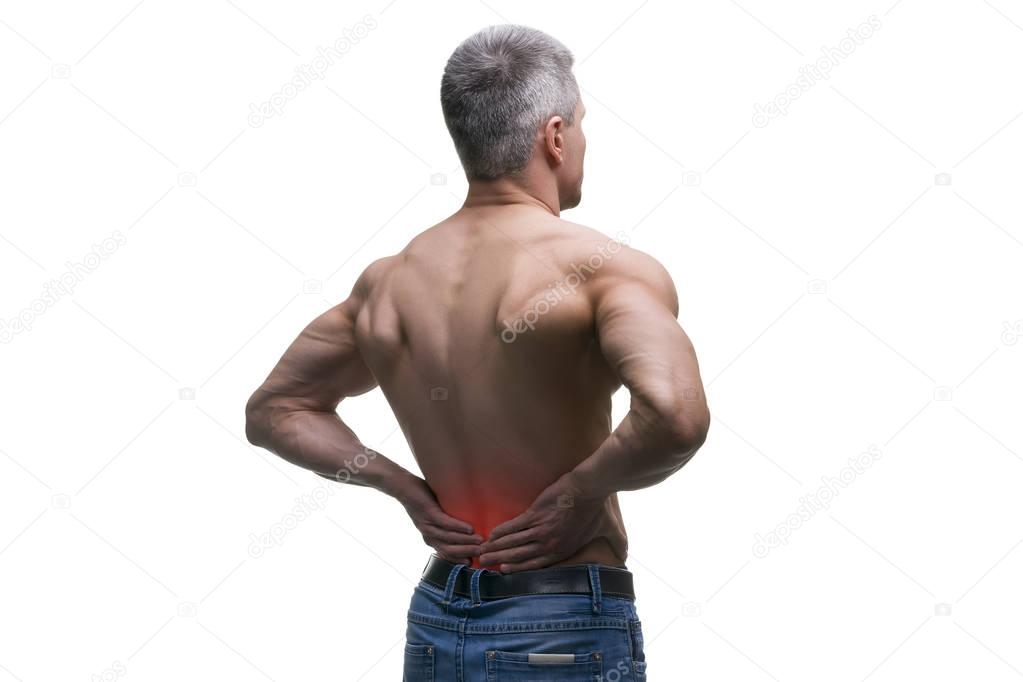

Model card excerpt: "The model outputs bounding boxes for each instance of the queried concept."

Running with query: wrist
[383,469,423,506]
[564,468,611,502]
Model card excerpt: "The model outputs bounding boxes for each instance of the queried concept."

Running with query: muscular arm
[244,267,482,562]
[480,249,709,570]
[243,294,406,490]
[568,252,710,497]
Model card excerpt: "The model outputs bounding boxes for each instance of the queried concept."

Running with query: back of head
[441,25,580,181]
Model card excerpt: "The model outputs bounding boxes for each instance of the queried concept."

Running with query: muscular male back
[246,26,711,679]
[246,23,710,576]
[354,204,635,568]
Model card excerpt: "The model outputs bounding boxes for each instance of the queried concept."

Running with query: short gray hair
[441,25,580,180]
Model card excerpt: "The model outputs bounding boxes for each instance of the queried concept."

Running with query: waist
[473,536,627,570]
[422,554,636,601]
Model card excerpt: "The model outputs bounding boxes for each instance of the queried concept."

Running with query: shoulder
[328,255,402,327]
[554,220,679,317]
[351,255,401,299]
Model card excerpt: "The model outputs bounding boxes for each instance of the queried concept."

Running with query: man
[245,24,709,680]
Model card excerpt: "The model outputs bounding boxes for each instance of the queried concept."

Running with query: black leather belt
[421,555,635,600]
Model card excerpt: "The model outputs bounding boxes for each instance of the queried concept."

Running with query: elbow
[660,407,710,466]
[244,391,271,447]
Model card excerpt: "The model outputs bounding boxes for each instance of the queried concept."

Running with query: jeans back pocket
[403,642,435,681]
[629,618,647,678]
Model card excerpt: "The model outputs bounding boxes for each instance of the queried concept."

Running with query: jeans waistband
[421,555,635,609]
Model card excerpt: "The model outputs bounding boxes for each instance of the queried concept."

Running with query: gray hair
[441,25,580,180]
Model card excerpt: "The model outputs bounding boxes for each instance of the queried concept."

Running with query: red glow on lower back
[443,499,529,572]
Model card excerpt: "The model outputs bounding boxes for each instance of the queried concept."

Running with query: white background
[2,0,1022,680]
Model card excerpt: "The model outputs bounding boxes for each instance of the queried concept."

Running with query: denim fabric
[403,563,647,681]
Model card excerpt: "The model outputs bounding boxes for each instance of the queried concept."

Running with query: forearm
[567,406,706,500]
[246,402,418,501]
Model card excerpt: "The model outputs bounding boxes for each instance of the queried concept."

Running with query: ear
[543,115,567,165]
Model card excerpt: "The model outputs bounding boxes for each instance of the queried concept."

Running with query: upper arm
[592,248,708,440]
[247,270,381,415]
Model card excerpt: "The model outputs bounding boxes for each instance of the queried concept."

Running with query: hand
[479,473,609,572]
[396,475,482,564]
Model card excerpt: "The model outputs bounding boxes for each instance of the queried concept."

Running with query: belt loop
[440,561,466,611]
[587,565,602,615]
[469,567,488,607]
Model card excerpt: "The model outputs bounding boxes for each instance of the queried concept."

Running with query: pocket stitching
[403,642,435,681]
[628,618,646,668]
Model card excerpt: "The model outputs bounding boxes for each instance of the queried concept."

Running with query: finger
[499,554,563,573]
[480,527,539,553]
[436,544,482,560]
[478,542,543,567]
[435,550,474,565]
[488,512,536,540]
[425,527,483,545]
[427,509,476,535]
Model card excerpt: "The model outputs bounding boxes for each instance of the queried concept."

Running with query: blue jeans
[403,562,647,681]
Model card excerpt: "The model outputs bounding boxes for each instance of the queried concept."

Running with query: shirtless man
[245,24,709,680]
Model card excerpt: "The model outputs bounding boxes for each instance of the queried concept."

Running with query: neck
[462,174,559,216]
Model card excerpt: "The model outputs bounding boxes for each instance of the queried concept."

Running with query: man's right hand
[396,474,483,564]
